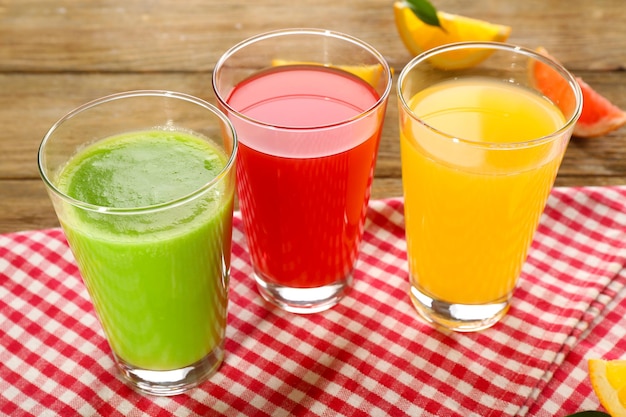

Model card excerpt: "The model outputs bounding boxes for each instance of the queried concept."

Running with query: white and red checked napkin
[2,186,626,416]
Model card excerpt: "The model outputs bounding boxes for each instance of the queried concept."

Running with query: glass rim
[37,90,238,215]
[397,41,584,149]
[212,27,393,131]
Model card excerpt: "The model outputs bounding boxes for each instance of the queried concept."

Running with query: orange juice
[400,76,567,305]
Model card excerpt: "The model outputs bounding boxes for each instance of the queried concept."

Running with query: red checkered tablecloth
[2,186,626,416]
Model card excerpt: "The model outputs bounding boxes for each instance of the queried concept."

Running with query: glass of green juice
[38,90,238,396]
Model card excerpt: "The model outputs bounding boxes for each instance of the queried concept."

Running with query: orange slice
[589,358,626,416]
[530,47,626,138]
[270,59,386,88]
[393,1,511,69]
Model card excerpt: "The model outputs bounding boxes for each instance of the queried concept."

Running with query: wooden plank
[2,71,625,180]
[2,0,626,234]
[0,0,401,72]
[0,180,60,233]
[0,0,624,72]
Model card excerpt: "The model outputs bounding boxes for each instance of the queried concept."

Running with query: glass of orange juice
[397,42,583,332]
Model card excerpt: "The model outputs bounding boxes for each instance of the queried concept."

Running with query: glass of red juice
[38,91,238,396]
[213,29,392,313]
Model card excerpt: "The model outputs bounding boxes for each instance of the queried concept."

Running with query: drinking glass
[397,42,583,332]
[213,29,392,313]
[38,91,237,395]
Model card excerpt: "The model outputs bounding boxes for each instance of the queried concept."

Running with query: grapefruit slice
[530,47,626,138]
[574,77,626,137]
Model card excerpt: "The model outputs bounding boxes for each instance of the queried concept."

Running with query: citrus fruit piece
[530,47,626,138]
[588,358,626,416]
[393,1,511,69]
[270,59,385,88]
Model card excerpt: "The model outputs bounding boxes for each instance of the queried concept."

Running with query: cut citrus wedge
[393,1,511,69]
[574,77,626,137]
[530,47,626,138]
[589,358,626,416]
[270,59,386,88]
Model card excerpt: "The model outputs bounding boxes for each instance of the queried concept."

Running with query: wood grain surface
[1,0,625,233]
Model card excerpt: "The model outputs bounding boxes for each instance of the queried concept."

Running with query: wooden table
[1,0,625,234]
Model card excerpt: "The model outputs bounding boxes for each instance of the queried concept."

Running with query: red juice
[226,65,384,288]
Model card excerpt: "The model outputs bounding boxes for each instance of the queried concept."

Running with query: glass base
[115,343,224,396]
[409,285,510,332]
[254,270,352,314]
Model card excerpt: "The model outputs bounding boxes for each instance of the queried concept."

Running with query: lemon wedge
[589,358,626,416]
[393,1,511,69]
[270,59,386,88]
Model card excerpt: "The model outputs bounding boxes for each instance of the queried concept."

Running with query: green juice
[55,130,233,371]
